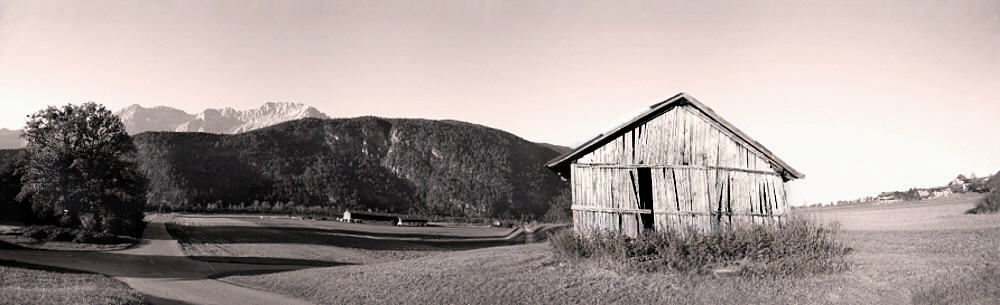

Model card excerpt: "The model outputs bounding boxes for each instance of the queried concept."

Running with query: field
[166,215,543,265]
[200,193,1000,305]
[0,194,996,305]
[0,259,146,305]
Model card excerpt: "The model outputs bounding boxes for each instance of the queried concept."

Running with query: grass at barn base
[548,216,850,277]
[0,260,146,305]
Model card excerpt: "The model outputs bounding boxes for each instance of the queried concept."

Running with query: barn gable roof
[545,93,804,181]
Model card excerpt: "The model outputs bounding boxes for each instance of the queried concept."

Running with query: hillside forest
[1,117,570,221]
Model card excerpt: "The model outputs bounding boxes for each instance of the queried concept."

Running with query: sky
[0,0,998,205]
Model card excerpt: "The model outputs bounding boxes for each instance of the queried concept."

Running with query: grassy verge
[549,216,851,277]
[205,195,1000,304]
[0,259,146,305]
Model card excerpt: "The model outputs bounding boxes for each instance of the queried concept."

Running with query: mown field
[198,193,1000,305]
[166,215,528,265]
[0,260,147,305]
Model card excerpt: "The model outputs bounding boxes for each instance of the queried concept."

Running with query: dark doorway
[637,167,654,231]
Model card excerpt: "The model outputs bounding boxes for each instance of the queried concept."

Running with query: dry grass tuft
[549,215,851,277]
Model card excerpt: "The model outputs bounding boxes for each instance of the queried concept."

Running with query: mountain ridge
[1,116,568,219]
[0,102,333,148]
[118,102,329,134]
[130,116,568,219]
[0,128,24,149]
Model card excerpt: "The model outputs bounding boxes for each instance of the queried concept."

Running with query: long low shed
[342,210,399,223]
[545,93,803,236]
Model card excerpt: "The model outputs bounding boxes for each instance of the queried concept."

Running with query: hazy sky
[1,0,998,205]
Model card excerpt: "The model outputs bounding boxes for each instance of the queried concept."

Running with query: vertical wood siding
[571,105,789,236]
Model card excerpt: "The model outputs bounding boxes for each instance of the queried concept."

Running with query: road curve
[0,215,314,305]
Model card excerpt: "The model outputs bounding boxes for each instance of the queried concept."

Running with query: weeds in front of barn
[548,215,851,277]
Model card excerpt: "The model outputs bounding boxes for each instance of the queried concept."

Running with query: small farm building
[546,93,803,236]
[342,210,429,226]
[396,217,429,227]
[342,210,398,224]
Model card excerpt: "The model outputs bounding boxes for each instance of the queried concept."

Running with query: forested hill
[133,117,568,219]
[535,142,572,155]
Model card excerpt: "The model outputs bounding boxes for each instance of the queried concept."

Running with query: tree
[17,103,145,236]
[988,170,1000,192]
[542,187,572,223]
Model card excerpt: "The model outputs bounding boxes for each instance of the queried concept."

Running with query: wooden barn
[545,93,803,236]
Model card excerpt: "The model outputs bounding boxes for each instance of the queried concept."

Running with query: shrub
[21,225,76,242]
[968,190,1000,214]
[987,171,1000,191]
[20,225,133,244]
[49,228,76,242]
[967,171,1000,214]
[22,226,52,240]
[73,231,117,244]
[549,215,851,277]
[79,213,100,233]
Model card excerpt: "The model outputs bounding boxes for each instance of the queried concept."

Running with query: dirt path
[0,215,314,305]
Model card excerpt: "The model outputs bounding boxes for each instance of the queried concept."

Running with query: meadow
[206,193,1000,305]
[0,193,995,305]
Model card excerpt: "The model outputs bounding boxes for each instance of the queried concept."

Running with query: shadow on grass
[0,239,27,250]
[254,223,517,240]
[206,267,338,280]
[0,258,98,274]
[0,259,158,305]
[0,249,324,280]
[143,295,198,305]
[166,223,528,251]
[189,256,354,267]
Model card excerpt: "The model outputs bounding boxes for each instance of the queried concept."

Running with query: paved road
[0,215,315,305]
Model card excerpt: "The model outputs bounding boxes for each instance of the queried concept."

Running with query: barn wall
[577,105,776,171]
[571,105,789,235]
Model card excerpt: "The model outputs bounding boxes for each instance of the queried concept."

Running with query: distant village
[800,173,993,208]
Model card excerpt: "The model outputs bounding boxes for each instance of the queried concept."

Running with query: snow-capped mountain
[0,102,328,148]
[117,102,329,134]
[117,105,196,134]
[229,102,329,133]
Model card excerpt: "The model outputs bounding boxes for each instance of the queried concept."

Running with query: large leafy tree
[17,103,145,236]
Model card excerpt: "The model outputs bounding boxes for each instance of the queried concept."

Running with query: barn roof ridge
[544,92,804,181]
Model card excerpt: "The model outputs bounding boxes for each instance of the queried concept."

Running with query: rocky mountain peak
[117,102,330,135]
